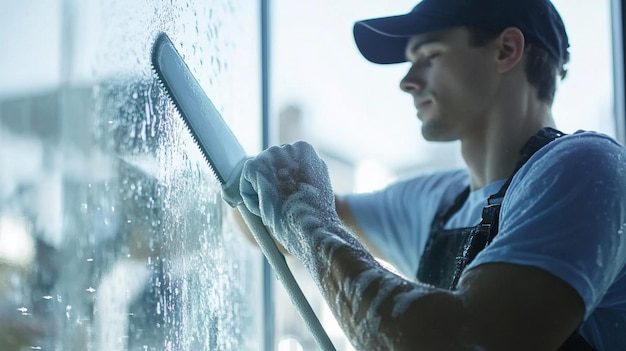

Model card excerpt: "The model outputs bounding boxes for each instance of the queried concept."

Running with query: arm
[283,214,583,350]
[240,142,584,350]
[335,195,389,261]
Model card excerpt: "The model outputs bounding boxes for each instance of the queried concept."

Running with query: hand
[239,141,339,257]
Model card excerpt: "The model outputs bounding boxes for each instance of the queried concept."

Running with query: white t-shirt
[343,131,626,350]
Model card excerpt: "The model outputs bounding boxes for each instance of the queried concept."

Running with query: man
[239,0,626,349]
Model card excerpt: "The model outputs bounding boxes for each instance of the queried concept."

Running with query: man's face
[400,27,500,141]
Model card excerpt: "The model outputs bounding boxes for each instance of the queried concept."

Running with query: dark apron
[416,127,595,350]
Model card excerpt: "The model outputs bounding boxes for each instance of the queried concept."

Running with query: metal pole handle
[237,205,336,351]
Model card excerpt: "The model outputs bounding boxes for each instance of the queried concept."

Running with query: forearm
[307,224,403,348]
[286,205,468,350]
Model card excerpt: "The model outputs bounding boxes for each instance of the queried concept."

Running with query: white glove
[239,141,340,258]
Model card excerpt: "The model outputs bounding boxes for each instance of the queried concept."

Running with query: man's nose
[399,64,425,93]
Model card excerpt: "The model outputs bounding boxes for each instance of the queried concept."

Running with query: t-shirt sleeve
[341,170,467,277]
[466,133,626,319]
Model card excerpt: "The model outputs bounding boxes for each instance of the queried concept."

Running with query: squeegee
[151,32,336,351]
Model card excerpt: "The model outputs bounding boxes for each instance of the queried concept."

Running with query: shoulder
[529,131,623,167]
[478,132,626,319]
[509,131,626,196]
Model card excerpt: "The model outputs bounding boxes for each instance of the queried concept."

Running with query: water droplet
[42,296,53,300]
[132,92,139,99]
[86,287,96,293]
[86,258,94,262]
[17,307,28,313]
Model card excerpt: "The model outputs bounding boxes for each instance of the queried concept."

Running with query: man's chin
[420,123,457,142]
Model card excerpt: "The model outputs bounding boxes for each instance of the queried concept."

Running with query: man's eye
[416,52,440,66]
[426,53,441,61]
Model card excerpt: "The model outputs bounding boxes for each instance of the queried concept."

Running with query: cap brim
[353,12,447,64]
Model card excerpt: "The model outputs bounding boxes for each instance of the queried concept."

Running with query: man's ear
[495,27,525,73]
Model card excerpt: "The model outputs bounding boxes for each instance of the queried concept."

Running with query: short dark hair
[467,27,569,104]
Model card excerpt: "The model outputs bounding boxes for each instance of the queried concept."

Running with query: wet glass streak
[0,0,262,350]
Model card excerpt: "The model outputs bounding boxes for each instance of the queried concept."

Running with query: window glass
[551,0,615,137]
[0,1,262,350]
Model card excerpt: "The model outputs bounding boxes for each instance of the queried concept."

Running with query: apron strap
[432,186,471,230]
[487,127,566,206]
[472,127,568,248]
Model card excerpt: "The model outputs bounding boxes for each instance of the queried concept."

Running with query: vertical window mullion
[260,0,275,350]
[612,0,626,143]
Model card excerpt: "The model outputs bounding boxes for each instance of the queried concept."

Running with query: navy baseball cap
[353,0,569,65]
